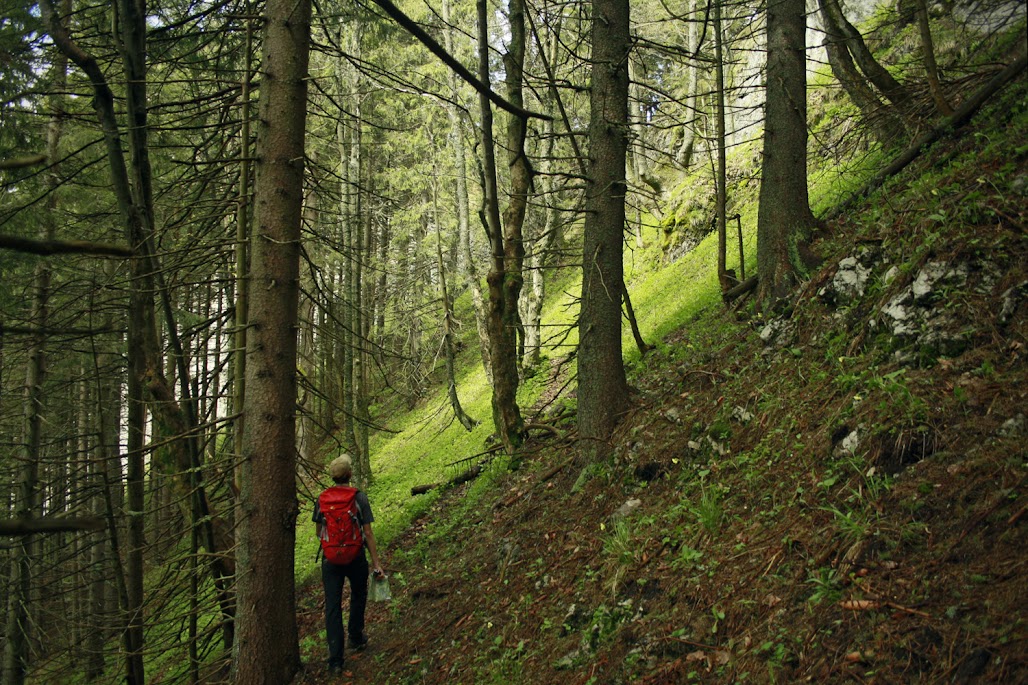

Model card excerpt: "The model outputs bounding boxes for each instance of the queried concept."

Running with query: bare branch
[0,517,106,536]
[0,233,134,257]
[367,0,551,121]
[0,154,46,170]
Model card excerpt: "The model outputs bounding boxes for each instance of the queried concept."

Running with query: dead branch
[0,154,46,170]
[0,516,106,535]
[411,464,484,497]
[494,455,575,509]
[0,233,134,257]
[524,422,561,439]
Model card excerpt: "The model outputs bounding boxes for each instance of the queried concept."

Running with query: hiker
[313,454,384,675]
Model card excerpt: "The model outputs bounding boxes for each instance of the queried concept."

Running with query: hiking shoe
[350,634,369,651]
[328,663,345,676]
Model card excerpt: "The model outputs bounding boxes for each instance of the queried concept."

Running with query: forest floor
[290,75,1028,684]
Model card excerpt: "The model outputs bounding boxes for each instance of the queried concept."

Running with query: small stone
[997,414,1026,438]
[706,436,729,456]
[827,256,871,305]
[998,283,1026,326]
[731,406,754,424]
[614,499,643,519]
[759,319,795,347]
[882,291,918,337]
[833,426,863,458]
[553,650,581,670]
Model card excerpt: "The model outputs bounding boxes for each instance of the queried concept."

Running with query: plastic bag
[370,574,392,602]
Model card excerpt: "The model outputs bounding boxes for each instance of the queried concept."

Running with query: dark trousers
[322,553,369,667]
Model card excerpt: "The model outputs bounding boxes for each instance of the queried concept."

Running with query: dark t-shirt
[312,487,374,527]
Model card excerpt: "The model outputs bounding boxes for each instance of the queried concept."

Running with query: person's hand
[373,565,385,578]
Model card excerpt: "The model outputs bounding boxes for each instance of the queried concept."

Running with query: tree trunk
[74,369,105,680]
[674,0,699,169]
[354,152,373,484]
[90,316,125,673]
[627,55,661,197]
[914,0,952,116]
[820,0,913,116]
[88,325,138,685]
[578,0,631,462]
[714,0,730,292]
[522,112,559,370]
[41,0,151,677]
[675,0,702,170]
[118,0,151,673]
[477,0,525,453]
[232,0,310,679]
[375,217,389,344]
[817,0,904,143]
[434,184,477,431]
[3,149,46,685]
[233,15,253,491]
[756,0,817,307]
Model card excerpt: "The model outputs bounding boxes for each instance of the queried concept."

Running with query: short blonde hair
[328,454,353,482]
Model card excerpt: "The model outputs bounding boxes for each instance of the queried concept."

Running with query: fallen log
[722,275,758,303]
[411,463,484,496]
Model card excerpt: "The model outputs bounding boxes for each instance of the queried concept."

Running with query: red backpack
[318,486,364,565]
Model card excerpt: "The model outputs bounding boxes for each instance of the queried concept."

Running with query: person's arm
[362,523,384,576]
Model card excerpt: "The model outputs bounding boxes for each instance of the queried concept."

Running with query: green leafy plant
[602,519,637,596]
[807,567,843,605]
[691,485,727,533]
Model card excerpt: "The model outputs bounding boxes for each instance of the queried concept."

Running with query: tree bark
[756,0,817,307]
[578,0,631,462]
[232,0,310,679]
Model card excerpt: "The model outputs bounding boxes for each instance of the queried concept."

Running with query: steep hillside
[292,59,1027,685]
